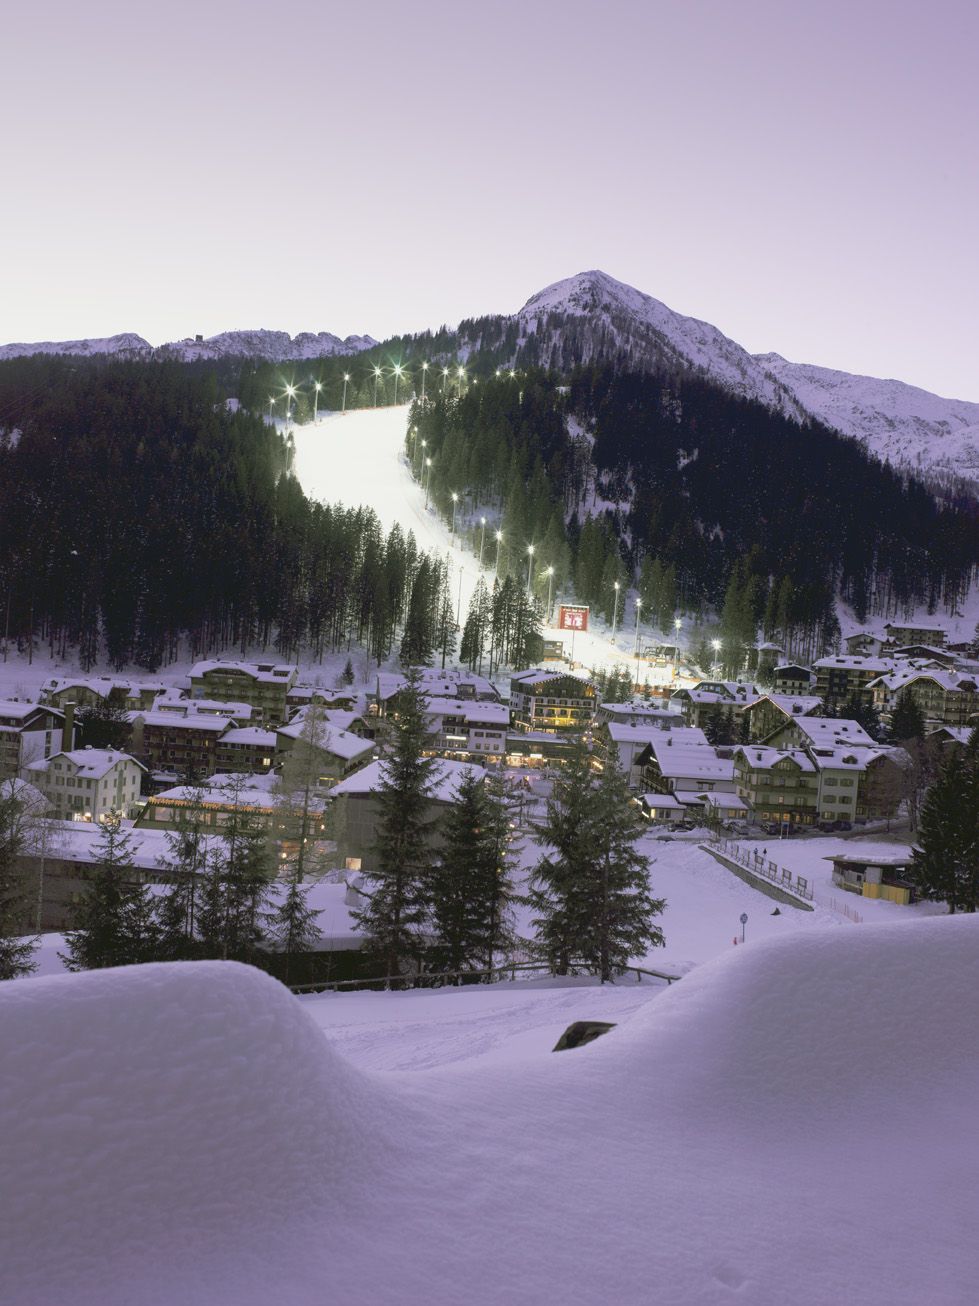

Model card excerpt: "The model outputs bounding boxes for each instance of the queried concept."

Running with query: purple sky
[3,0,977,398]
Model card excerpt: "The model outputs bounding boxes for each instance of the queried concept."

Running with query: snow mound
[0,962,397,1305]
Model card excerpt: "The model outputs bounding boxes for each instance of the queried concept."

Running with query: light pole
[457,365,465,395]
[418,437,426,479]
[611,580,620,643]
[634,597,643,658]
[545,565,554,621]
[424,457,433,509]
[494,530,504,582]
[373,366,382,407]
[526,543,535,594]
[711,639,721,678]
[674,617,682,677]
[284,384,296,431]
[441,366,449,395]
[451,491,459,539]
[268,395,275,422]
[313,380,322,422]
[393,364,403,405]
[478,516,487,567]
[421,361,428,401]
[342,373,350,413]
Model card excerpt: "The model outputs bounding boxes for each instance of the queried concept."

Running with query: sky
[2,0,977,399]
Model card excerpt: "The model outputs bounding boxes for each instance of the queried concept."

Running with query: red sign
[558,605,589,632]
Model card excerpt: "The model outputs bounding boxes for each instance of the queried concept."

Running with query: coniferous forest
[2,349,978,674]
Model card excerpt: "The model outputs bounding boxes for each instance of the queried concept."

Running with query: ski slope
[291,405,681,680]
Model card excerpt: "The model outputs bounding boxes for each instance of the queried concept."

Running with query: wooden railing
[288,959,680,995]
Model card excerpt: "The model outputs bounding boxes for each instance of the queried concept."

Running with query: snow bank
[3,919,977,1304]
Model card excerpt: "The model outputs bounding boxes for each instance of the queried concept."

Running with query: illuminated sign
[558,605,589,632]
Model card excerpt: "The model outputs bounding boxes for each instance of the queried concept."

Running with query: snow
[0,329,376,364]
[0,332,150,360]
[3,915,977,1304]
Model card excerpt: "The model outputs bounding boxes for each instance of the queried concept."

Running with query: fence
[708,838,814,903]
[817,894,864,925]
[288,959,680,995]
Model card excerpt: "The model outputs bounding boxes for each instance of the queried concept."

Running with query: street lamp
[634,597,643,658]
[457,365,465,395]
[393,363,403,405]
[526,543,535,594]
[418,437,426,479]
[611,580,620,643]
[674,617,682,677]
[478,516,487,567]
[441,366,449,394]
[373,366,382,407]
[284,383,296,430]
[424,457,433,509]
[268,395,275,422]
[451,491,459,538]
[421,361,428,401]
[711,638,721,677]
[342,372,350,413]
[545,565,554,620]
[494,530,504,582]
[313,380,322,422]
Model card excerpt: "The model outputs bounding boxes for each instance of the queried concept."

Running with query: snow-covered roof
[276,720,374,761]
[606,721,676,746]
[153,694,255,719]
[813,655,897,673]
[190,659,296,683]
[735,746,816,773]
[218,727,277,747]
[331,757,486,802]
[646,736,733,781]
[138,712,235,732]
[641,792,683,809]
[793,718,877,749]
[695,791,749,810]
[754,694,823,717]
[150,773,298,812]
[423,697,510,727]
[28,748,145,779]
[0,699,62,724]
[871,666,978,695]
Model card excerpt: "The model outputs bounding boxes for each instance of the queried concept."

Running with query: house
[509,670,597,734]
[844,632,884,657]
[26,747,146,822]
[330,757,486,873]
[0,700,66,781]
[214,727,278,774]
[189,659,298,725]
[40,676,168,712]
[136,772,328,839]
[373,670,500,717]
[275,713,375,785]
[286,684,360,712]
[883,622,947,648]
[812,655,896,706]
[743,694,824,743]
[130,711,236,779]
[638,729,735,797]
[639,792,685,822]
[595,702,683,729]
[503,732,578,767]
[771,663,813,696]
[749,642,785,677]
[765,716,877,752]
[826,848,916,905]
[151,694,255,722]
[869,667,979,728]
[670,681,761,729]
[732,746,819,826]
[593,720,675,785]
[420,697,510,763]
[889,645,957,667]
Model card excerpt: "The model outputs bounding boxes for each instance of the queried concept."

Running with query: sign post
[740,912,748,943]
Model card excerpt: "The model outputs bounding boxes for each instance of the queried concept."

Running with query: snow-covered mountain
[159,329,378,362]
[0,332,151,361]
[502,270,979,482]
[0,328,377,364]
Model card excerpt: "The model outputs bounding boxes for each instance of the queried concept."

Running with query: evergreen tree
[0,784,38,979]
[62,817,159,970]
[265,875,322,984]
[840,691,883,741]
[339,658,355,686]
[155,785,209,960]
[274,703,332,883]
[428,769,515,974]
[77,697,130,750]
[890,689,925,743]
[908,734,979,912]
[352,667,441,981]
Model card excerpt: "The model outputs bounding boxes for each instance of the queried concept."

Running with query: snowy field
[3,918,978,1305]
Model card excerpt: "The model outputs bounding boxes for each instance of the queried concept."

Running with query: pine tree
[62,817,159,970]
[908,734,979,912]
[428,769,515,974]
[155,785,209,960]
[890,689,925,743]
[274,703,332,884]
[585,756,665,981]
[0,785,38,980]
[339,658,355,686]
[352,667,441,981]
[266,875,322,983]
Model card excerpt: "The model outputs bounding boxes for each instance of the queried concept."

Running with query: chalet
[593,720,676,784]
[883,622,947,648]
[330,758,486,873]
[595,702,683,729]
[274,713,375,784]
[743,693,824,743]
[771,663,813,696]
[732,747,818,826]
[509,670,597,734]
[374,670,500,717]
[189,659,297,725]
[869,667,979,727]
[137,773,328,838]
[844,632,884,657]
[286,684,360,712]
[214,727,278,774]
[813,655,896,705]
[0,700,66,781]
[420,697,510,763]
[26,747,146,822]
[638,729,735,797]
[670,681,761,729]
[503,732,578,767]
[40,676,167,712]
[765,716,877,752]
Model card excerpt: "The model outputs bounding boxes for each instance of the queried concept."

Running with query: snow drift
[2,918,977,1304]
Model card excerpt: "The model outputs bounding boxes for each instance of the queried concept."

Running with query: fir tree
[340,658,355,686]
[908,734,979,912]
[265,876,322,984]
[62,817,159,970]
[890,689,925,743]
[155,785,209,960]
[428,769,515,974]
[0,785,38,980]
[352,667,441,981]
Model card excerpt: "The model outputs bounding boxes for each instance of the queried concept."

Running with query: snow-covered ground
[4,917,977,1305]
